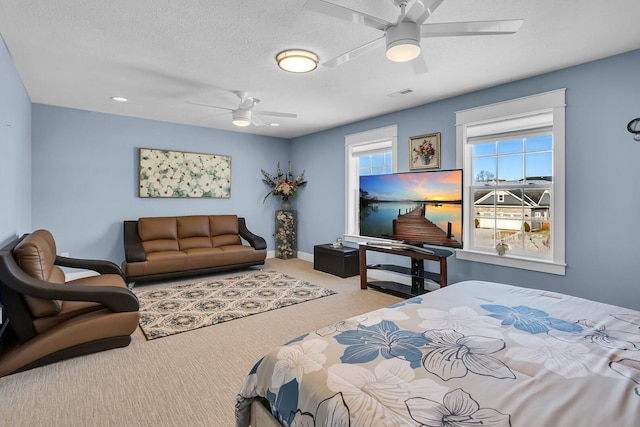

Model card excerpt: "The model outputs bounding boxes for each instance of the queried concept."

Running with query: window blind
[466,111,553,144]
[351,140,392,157]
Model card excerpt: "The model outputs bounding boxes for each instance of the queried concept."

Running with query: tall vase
[275,209,297,259]
[281,198,292,211]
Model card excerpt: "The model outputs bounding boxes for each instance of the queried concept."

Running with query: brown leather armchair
[0,230,139,377]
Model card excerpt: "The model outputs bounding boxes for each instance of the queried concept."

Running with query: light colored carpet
[0,258,402,427]
[133,271,336,340]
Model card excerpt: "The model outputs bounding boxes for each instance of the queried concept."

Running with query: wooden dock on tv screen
[390,205,461,248]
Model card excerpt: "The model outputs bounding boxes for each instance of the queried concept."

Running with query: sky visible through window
[472,136,552,183]
[359,152,392,176]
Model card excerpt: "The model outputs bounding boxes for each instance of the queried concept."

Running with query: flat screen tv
[359,169,463,248]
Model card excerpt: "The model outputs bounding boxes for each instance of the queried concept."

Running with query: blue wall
[31,105,290,262]
[292,49,640,310]
[0,35,31,247]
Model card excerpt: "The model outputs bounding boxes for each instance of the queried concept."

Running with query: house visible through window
[456,89,566,275]
[471,134,553,257]
[344,125,398,241]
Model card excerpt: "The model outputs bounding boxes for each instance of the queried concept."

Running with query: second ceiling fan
[189,91,297,127]
[304,0,524,74]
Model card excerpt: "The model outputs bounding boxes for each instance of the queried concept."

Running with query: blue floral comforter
[236,280,640,426]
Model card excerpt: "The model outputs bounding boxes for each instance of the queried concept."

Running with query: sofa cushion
[209,215,239,236]
[23,295,62,318]
[211,234,242,247]
[139,217,178,241]
[13,230,59,282]
[137,251,190,276]
[143,239,180,253]
[12,230,63,317]
[139,217,180,253]
[209,215,241,247]
[177,216,210,238]
[180,237,213,250]
[34,300,102,333]
[183,247,226,270]
[220,245,267,265]
[32,273,132,333]
[178,216,213,250]
[67,273,128,288]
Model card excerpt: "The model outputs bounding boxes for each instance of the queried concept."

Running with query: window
[344,125,398,241]
[358,152,392,176]
[456,90,566,275]
[471,134,553,257]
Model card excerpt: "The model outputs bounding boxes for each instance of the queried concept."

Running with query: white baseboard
[266,251,313,262]
[298,251,313,262]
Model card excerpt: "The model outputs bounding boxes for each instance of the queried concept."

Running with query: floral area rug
[132,271,336,340]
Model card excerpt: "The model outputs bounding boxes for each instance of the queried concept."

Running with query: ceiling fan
[304,0,523,74]
[188,91,297,127]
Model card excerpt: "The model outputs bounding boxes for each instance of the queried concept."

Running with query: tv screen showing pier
[359,169,463,248]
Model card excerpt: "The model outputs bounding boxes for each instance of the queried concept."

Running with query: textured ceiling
[0,0,639,139]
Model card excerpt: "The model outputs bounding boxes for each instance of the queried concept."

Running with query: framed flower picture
[139,148,231,198]
[409,132,441,170]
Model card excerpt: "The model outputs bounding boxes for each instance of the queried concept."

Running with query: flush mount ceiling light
[385,22,420,62]
[276,49,319,73]
[110,96,128,102]
[232,109,251,127]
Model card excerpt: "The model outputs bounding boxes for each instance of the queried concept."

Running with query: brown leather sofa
[0,230,140,377]
[122,215,267,283]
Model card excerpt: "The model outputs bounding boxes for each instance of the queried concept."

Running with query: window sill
[456,249,566,275]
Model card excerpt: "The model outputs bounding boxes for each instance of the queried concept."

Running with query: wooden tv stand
[359,243,453,298]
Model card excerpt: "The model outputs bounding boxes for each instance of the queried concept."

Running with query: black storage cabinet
[313,244,360,278]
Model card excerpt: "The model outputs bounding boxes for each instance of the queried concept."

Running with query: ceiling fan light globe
[385,22,421,62]
[276,49,319,73]
[386,42,421,62]
[232,110,251,127]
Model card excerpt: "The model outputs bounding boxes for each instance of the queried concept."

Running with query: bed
[235,280,640,426]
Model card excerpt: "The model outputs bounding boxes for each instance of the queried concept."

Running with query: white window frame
[344,125,398,243]
[455,89,566,275]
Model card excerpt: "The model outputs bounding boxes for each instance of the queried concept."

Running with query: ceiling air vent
[387,88,413,97]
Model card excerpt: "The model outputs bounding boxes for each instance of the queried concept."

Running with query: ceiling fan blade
[208,111,230,117]
[405,0,446,25]
[253,110,297,119]
[186,101,233,111]
[420,19,524,38]
[303,0,390,31]
[251,115,266,127]
[323,36,385,68]
[194,111,228,122]
[411,54,429,75]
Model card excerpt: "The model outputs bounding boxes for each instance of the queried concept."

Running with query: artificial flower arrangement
[413,138,436,164]
[275,210,296,258]
[261,162,308,203]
